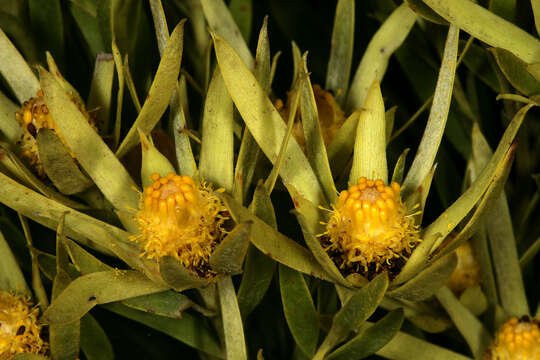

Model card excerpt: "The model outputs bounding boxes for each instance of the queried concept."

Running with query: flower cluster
[487,316,540,360]
[132,173,229,276]
[322,177,419,277]
[0,291,48,358]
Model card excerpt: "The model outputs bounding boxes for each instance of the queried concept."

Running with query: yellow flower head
[322,177,420,277]
[275,84,346,151]
[132,173,229,276]
[487,316,540,360]
[446,241,481,295]
[15,90,94,177]
[0,291,48,358]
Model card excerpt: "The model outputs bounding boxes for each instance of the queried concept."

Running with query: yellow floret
[0,291,48,358]
[322,177,420,275]
[15,89,94,177]
[131,173,229,276]
[487,316,540,360]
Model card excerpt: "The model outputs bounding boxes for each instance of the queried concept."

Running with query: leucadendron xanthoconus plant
[0,7,254,358]
[208,5,532,357]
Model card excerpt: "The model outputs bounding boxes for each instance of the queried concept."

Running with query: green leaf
[376,329,473,360]
[218,276,247,360]
[388,253,457,301]
[349,81,388,184]
[0,90,22,143]
[326,0,355,106]
[65,239,111,274]
[0,228,29,295]
[300,58,337,203]
[103,302,223,358]
[139,130,175,188]
[533,0,540,37]
[0,27,40,103]
[50,213,81,360]
[237,184,276,318]
[403,24,459,196]
[111,39,124,147]
[436,286,491,358]
[13,354,50,360]
[122,291,194,319]
[327,111,359,176]
[422,0,540,64]
[213,34,326,206]
[327,309,404,360]
[172,81,197,178]
[396,104,534,285]
[491,48,540,96]
[39,67,139,211]
[279,264,319,358]
[158,256,212,291]
[314,273,389,360]
[294,209,351,287]
[87,53,115,131]
[229,0,252,42]
[219,193,332,281]
[149,0,169,56]
[391,149,409,185]
[459,285,488,316]
[42,270,168,325]
[116,21,186,158]
[488,0,516,22]
[404,0,447,24]
[210,221,251,275]
[80,314,114,360]
[36,128,93,195]
[199,68,234,191]
[346,3,416,111]
[201,0,253,68]
[461,42,502,93]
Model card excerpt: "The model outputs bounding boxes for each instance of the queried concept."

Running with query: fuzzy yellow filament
[324,177,419,272]
[0,292,48,358]
[132,173,228,274]
[487,316,540,360]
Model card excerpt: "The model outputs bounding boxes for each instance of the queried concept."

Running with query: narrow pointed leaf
[87,53,115,129]
[172,82,197,177]
[210,221,251,274]
[199,68,234,191]
[279,264,319,358]
[388,253,456,301]
[436,286,491,358]
[403,24,459,196]
[103,303,223,358]
[159,256,212,291]
[213,35,325,206]
[491,48,540,96]
[80,314,114,360]
[42,270,168,325]
[218,276,247,360]
[36,128,93,195]
[397,104,534,284]
[0,90,22,143]
[327,309,404,360]
[301,59,337,203]
[326,0,354,105]
[116,21,185,158]
[0,228,29,294]
[391,149,409,185]
[219,193,332,281]
[346,4,416,111]
[423,0,540,64]
[0,27,40,103]
[201,0,253,68]
[40,68,139,211]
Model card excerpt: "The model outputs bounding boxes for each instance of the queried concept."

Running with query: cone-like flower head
[0,291,47,358]
[133,173,229,276]
[487,316,540,360]
[323,177,419,276]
